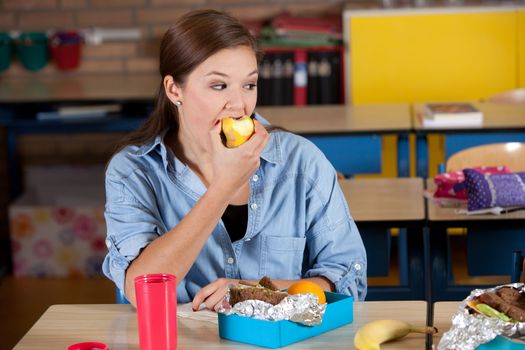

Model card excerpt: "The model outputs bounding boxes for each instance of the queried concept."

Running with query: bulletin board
[519,8,525,87]
[344,7,518,104]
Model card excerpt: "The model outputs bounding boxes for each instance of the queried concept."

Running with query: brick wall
[0,0,349,77]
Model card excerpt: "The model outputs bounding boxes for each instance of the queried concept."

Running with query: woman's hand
[191,277,239,311]
[208,119,269,194]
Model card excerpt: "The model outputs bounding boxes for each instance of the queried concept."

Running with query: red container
[50,31,82,70]
[135,273,177,350]
[67,342,108,350]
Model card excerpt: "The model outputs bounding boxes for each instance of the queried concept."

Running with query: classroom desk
[432,301,463,348]
[340,178,428,301]
[257,104,412,177]
[413,102,525,178]
[426,180,525,302]
[13,301,428,350]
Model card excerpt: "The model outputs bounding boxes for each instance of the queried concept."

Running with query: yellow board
[348,9,518,104]
[519,8,525,86]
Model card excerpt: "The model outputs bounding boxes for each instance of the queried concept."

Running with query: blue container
[218,292,353,348]
[478,335,525,349]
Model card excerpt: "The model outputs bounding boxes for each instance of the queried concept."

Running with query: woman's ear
[163,75,183,106]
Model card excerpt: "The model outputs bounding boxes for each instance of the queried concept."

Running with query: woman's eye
[244,83,257,90]
[211,83,227,91]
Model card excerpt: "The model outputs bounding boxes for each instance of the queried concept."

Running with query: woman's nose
[224,89,245,112]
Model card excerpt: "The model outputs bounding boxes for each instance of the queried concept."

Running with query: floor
[1,235,510,350]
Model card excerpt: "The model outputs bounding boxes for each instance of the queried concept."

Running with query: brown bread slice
[229,276,287,306]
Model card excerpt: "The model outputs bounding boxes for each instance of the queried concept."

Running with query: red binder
[293,50,307,106]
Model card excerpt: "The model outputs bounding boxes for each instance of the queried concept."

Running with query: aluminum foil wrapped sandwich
[438,283,525,350]
[217,276,326,326]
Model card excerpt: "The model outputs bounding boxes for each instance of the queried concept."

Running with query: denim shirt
[103,117,367,303]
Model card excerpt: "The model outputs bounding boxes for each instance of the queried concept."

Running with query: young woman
[103,9,367,309]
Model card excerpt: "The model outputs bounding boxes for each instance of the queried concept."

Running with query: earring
[175,101,182,106]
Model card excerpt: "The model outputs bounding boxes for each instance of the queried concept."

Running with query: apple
[221,115,255,148]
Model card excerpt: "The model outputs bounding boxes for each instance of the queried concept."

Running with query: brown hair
[114,9,263,153]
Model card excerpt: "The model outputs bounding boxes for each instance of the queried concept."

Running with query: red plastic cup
[134,273,177,350]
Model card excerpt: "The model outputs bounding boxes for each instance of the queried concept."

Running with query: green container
[0,33,12,72]
[15,32,49,71]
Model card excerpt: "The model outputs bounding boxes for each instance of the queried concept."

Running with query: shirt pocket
[260,235,306,280]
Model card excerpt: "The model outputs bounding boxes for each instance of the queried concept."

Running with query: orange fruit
[287,281,326,304]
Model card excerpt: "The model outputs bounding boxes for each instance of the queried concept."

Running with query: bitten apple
[221,115,255,148]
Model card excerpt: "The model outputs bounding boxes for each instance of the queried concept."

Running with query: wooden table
[13,301,428,349]
[340,178,425,223]
[341,178,428,301]
[432,301,459,347]
[413,102,525,178]
[257,104,412,177]
[426,180,525,301]
[258,104,411,134]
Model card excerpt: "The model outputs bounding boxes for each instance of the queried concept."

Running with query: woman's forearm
[124,182,232,305]
[270,276,335,292]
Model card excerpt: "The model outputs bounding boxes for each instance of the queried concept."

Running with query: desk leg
[398,229,408,285]
[416,134,428,178]
[397,133,410,177]
[407,227,425,300]
[430,227,450,302]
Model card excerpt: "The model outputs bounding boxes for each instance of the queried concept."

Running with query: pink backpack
[434,166,510,199]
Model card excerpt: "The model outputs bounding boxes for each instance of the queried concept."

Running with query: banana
[354,319,437,350]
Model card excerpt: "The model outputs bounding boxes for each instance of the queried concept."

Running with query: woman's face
[176,45,258,151]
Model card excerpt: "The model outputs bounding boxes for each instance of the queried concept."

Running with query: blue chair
[116,288,130,304]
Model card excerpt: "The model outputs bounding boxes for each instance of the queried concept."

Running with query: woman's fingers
[191,281,218,311]
[251,120,269,152]
[192,278,236,311]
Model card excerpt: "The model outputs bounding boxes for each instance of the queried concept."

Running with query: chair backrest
[487,88,525,104]
[446,142,525,172]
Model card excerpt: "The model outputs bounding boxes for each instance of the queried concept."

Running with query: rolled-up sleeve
[302,154,367,301]
[304,217,367,301]
[102,172,161,294]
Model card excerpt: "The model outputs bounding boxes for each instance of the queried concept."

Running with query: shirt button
[252,174,259,182]
[250,203,258,210]
[105,239,111,248]
[227,257,235,265]
[354,263,362,271]
[245,238,251,242]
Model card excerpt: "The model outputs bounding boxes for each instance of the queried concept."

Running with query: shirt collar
[129,129,185,174]
[254,111,283,165]
[260,130,282,165]
[132,130,166,157]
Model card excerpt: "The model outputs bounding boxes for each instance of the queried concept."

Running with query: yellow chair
[486,88,525,104]
[446,142,525,172]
